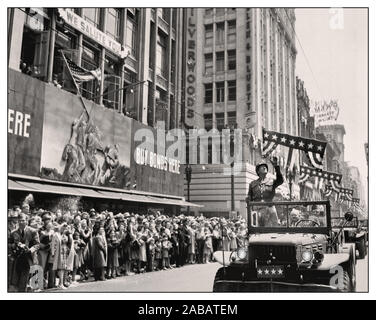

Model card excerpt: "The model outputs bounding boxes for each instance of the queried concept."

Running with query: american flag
[262,128,327,170]
[65,58,102,83]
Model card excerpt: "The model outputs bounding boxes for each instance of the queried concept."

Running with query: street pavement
[57,254,368,293]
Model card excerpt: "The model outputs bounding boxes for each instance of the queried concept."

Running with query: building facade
[182,8,299,217]
[7,8,197,215]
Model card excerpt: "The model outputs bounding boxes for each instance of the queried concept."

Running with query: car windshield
[248,202,328,228]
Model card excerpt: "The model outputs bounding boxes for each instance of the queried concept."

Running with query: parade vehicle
[331,216,367,260]
[212,200,357,292]
[359,219,369,243]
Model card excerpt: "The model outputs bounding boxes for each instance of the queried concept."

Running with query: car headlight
[301,248,313,262]
[236,247,248,260]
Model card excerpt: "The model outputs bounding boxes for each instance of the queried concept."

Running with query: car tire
[357,238,366,260]
[340,271,353,293]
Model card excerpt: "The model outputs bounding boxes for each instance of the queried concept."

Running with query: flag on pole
[64,57,102,83]
[262,129,327,169]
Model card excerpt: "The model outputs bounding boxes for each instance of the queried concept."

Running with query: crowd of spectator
[8,203,247,292]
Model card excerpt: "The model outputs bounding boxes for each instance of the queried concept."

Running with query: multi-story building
[8,8,185,129]
[182,8,299,217]
[7,8,199,214]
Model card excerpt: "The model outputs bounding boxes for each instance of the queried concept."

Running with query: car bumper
[213,280,341,292]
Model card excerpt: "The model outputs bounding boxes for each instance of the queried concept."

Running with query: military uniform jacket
[248,165,284,202]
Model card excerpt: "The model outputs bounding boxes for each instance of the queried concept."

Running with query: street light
[230,126,235,214]
[185,164,192,215]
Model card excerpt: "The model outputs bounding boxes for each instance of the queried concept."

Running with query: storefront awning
[8,179,202,208]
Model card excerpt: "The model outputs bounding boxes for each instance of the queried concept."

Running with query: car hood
[248,233,327,246]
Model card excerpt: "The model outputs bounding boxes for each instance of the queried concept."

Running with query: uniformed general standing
[247,157,284,227]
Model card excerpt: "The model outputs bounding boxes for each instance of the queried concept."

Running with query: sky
[295,8,368,194]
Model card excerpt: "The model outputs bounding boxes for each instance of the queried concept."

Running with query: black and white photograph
[4,2,373,299]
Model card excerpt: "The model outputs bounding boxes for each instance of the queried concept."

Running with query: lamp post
[286,166,297,201]
[230,126,235,214]
[185,164,192,215]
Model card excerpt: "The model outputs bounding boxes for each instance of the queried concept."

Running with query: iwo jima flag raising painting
[262,128,327,170]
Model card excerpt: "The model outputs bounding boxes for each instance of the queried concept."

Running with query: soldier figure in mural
[247,156,284,227]
[60,111,129,188]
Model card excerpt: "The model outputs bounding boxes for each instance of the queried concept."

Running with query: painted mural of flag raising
[262,128,327,170]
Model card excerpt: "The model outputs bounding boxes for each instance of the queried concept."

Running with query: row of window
[204,50,236,75]
[205,20,236,46]
[204,111,237,131]
[205,8,236,16]
[80,8,138,56]
[204,81,236,104]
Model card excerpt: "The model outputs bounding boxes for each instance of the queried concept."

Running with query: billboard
[311,100,340,127]
[40,85,132,189]
[8,70,45,176]
[131,121,184,197]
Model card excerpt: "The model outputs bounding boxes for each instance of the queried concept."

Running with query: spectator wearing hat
[92,226,107,281]
[9,213,40,292]
[38,216,54,288]
[247,156,284,227]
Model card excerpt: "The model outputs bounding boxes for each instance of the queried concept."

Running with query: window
[204,83,213,103]
[156,32,168,78]
[204,53,213,75]
[216,22,224,44]
[125,14,137,56]
[215,112,225,130]
[162,8,170,21]
[216,81,225,103]
[205,24,213,46]
[205,9,213,16]
[227,20,236,43]
[216,8,225,16]
[103,54,121,110]
[228,111,237,128]
[204,113,213,131]
[81,40,100,102]
[228,50,236,70]
[228,8,236,14]
[106,8,121,41]
[228,80,236,101]
[83,8,101,29]
[215,51,224,72]
[123,72,137,119]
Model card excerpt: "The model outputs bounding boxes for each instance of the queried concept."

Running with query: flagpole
[60,50,90,118]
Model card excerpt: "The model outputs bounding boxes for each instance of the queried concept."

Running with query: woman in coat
[51,223,74,289]
[92,226,107,281]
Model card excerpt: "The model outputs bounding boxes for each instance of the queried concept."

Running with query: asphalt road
[59,255,368,293]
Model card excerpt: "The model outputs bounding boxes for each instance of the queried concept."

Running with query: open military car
[332,216,367,260]
[213,200,357,292]
[359,219,369,243]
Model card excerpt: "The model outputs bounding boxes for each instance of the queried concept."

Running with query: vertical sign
[185,8,197,128]
[245,9,256,128]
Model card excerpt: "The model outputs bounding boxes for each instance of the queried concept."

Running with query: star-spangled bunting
[324,184,354,204]
[298,165,342,189]
[262,129,327,170]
